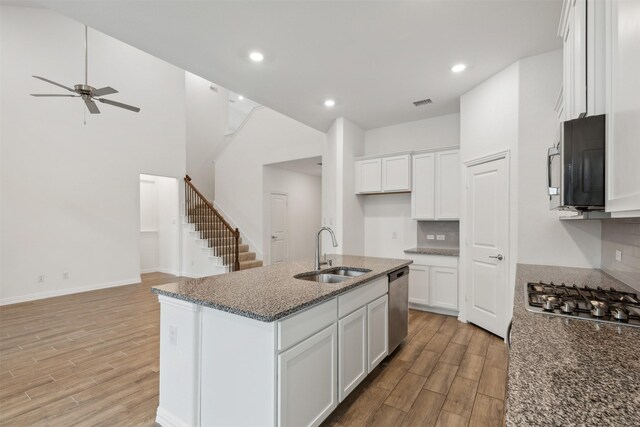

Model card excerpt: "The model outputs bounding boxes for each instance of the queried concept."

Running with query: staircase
[184,176,263,272]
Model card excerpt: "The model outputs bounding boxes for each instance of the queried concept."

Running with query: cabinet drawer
[408,254,458,268]
[278,298,337,352]
[338,277,388,318]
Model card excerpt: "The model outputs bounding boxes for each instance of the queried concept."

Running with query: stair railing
[184,175,240,272]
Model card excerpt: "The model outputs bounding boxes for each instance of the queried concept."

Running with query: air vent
[413,98,433,107]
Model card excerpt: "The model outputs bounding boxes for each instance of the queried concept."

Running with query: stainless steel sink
[294,267,371,283]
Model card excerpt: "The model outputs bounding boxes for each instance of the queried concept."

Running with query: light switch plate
[436,235,445,240]
[615,249,622,262]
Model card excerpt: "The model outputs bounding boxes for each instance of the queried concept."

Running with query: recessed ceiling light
[249,51,264,62]
[238,95,244,101]
[451,63,466,73]
[324,99,335,107]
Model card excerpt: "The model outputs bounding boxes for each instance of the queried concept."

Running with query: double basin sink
[294,267,372,284]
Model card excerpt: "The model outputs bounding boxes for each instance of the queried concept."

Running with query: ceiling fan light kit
[30,25,141,115]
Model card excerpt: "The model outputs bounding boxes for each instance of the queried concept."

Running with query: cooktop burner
[525,282,640,328]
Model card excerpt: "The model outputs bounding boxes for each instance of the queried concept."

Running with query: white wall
[214,107,326,260]
[517,50,601,267]
[341,119,365,255]
[262,167,322,264]
[185,72,228,200]
[0,6,187,304]
[362,114,461,259]
[364,113,460,156]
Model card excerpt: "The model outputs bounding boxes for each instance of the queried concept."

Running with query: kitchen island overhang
[151,255,412,427]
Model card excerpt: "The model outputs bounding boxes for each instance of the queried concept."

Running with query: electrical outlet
[436,235,445,241]
[392,231,398,240]
[427,234,435,240]
[37,275,44,283]
[615,249,622,262]
[169,325,177,345]
[62,272,69,280]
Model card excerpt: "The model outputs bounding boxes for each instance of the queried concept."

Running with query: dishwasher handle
[389,266,409,282]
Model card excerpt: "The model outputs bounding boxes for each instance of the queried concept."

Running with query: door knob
[489,254,504,261]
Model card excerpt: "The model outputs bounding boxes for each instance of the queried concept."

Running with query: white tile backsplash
[601,220,640,291]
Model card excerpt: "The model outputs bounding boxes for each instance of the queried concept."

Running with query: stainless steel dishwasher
[388,266,409,354]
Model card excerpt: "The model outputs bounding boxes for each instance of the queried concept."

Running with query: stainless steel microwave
[548,114,605,211]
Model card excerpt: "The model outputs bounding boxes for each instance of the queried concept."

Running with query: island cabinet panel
[277,298,337,352]
[278,324,338,427]
[338,307,368,402]
[338,276,388,317]
[367,294,389,372]
[200,307,277,427]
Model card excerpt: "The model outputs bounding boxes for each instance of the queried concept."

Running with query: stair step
[239,252,256,262]
[209,243,249,253]
[239,259,263,270]
[206,236,242,245]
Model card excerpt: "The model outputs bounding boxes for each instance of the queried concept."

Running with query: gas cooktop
[525,281,640,328]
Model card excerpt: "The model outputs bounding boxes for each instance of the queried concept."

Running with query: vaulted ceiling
[9,0,563,131]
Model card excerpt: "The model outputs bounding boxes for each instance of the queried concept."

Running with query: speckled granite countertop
[404,247,459,257]
[151,255,411,322]
[507,264,640,426]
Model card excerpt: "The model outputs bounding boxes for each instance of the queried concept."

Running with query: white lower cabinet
[429,267,458,311]
[408,255,458,314]
[338,307,367,402]
[408,265,429,305]
[278,323,338,427]
[367,295,388,373]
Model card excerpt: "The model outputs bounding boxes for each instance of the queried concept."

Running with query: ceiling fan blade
[30,94,78,97]
[32,75,75,93]
[85,99,100,114]
[97,98,140,113]
[92,87,118,97]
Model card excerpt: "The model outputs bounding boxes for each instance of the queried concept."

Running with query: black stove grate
[526,281,640,327]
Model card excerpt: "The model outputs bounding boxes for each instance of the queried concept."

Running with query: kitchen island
[151,255,411,427]
[507,264,640,426]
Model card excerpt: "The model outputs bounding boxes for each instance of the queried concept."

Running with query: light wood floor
[322,310,508,427]
[0,272,178,426]
[1,273,508,427]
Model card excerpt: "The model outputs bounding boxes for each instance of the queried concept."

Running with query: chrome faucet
[315,227,338,270]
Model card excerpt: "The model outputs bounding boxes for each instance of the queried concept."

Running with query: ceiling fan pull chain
[85,25,88,85]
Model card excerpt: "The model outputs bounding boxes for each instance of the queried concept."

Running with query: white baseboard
[141,267,160,274]
[408,303,458,317]
[156,407,190,427]
[0,277,141,306]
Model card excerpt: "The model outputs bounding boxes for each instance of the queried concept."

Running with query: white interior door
[270,193,288,264]
[465,156,509,337]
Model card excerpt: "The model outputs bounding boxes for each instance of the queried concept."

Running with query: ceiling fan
[30,25,141,114]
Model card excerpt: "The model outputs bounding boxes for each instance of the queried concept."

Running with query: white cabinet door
[411,153,436,220]
[278,324,337,427]
[408,265,429,306]
[367,295,388,373]
[605,0,640,215]
[338,307,367,402]
[382,155,411,192]
[355,159,382,194]
[435,150,460,219]
[561,0,587,120]
[429,267,458,311]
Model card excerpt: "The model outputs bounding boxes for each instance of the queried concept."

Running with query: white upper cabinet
[605,0,640,215]
[382,155,411,192]
[435,150,461,219]
[411,153,436,219]
[355,154,410,194]
[560,0,587,120]
[412,148,460,220]
[355,158,382,194]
